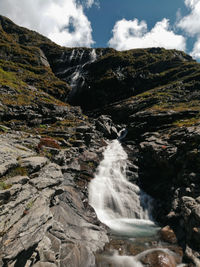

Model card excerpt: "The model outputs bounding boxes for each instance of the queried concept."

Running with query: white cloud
[85,0,99,8]
[191,38,200,59]
[108,18,186,51]
[0,0,94,47]
[177,0,200,36]
[85,0,95,8]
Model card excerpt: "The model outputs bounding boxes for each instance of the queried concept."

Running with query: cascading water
[67,48,97,99]
[89,139,158,237]
[89,140,186,266]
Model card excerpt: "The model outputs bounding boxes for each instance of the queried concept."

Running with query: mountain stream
[89,139,186,266]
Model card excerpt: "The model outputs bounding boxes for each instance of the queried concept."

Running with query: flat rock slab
[0,136,36,177]
[30,163,63,189]
[21,156,48,173]
[1,195,53,260]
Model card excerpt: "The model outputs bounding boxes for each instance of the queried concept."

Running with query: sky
[0,0,200,60]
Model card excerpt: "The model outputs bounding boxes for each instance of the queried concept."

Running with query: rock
[2,15,200,266]
[30,163,63,189]
[95,115,118,138]
[160,226,177,244]
[185,246,200,266]
[33,263,57,267]
[63,159,81,171]
[76,125,91,133]
[0,184,38,234]
[138,249,176,267]
[21,156,48,173]
[8,175,29,185]
[38,48,50,67]
[1,195,53,260]
[0,158,18,177]
[69,139,84,147]
[0,124,10,132]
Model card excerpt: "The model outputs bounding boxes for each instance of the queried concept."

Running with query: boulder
[160,226,177,244]
[138,249,176,267]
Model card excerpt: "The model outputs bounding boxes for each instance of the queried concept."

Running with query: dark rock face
[1,14,200,266]
[68,48,196,111]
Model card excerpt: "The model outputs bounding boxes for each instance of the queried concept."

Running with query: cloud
[84,0,99,8]
[108,18,186,51]
[177,0,200,36]
[176,0,200,60]
[191,38,200,59]
[0,0,94,47]
[85,0,95,8]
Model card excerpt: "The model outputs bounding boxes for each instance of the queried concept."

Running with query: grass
[0,67,25,89]
[2,166,28,180]
[173,117,200,127]
[0,181,12,190]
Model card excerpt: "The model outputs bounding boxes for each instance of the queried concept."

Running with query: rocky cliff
[1,15,200,266]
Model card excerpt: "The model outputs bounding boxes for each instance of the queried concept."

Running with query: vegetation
[0,181,12,190]
[2,166,28,180]
[1,14,200,131]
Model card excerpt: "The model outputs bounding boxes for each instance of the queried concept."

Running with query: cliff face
[1,15,200,266]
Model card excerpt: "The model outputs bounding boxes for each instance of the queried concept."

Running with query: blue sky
[85,0,188,47]
[0,0,200,60]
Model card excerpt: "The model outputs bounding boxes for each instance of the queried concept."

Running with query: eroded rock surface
[0,133,108,267]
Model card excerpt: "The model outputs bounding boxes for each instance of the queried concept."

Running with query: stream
[89,139,186,266]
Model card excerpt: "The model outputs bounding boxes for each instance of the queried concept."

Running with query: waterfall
[66,48,98,101]
[91,140,186,266]
[69,49,75,62]
[89,140,158,237]
[90,48,97,62]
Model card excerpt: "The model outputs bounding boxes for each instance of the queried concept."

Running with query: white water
[89,140,186,266]
[89,140,158,237]
[68,48,97,90]
[69,49,75,62]
[90,48,97,62]
[98,248,186,267]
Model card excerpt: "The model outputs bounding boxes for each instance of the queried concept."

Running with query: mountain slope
[1,15,200,266]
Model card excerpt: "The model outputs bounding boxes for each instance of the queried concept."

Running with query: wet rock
[160,226,177,244]
[185,246,200,266]
[95,115,118,138]
[139,249,176,267]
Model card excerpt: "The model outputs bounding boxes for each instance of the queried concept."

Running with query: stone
[39,48,50,67]
[21,156,48,173]
[33,263,57,267]
[138,249,176,267]
[30,163,63,189]
[160,226,177,244]
[0,159,18,177]
[9,175,29,185]
[1,195,53,260]
[76,125,91,133]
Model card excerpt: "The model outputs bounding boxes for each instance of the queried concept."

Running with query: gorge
[1,15,200,266]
